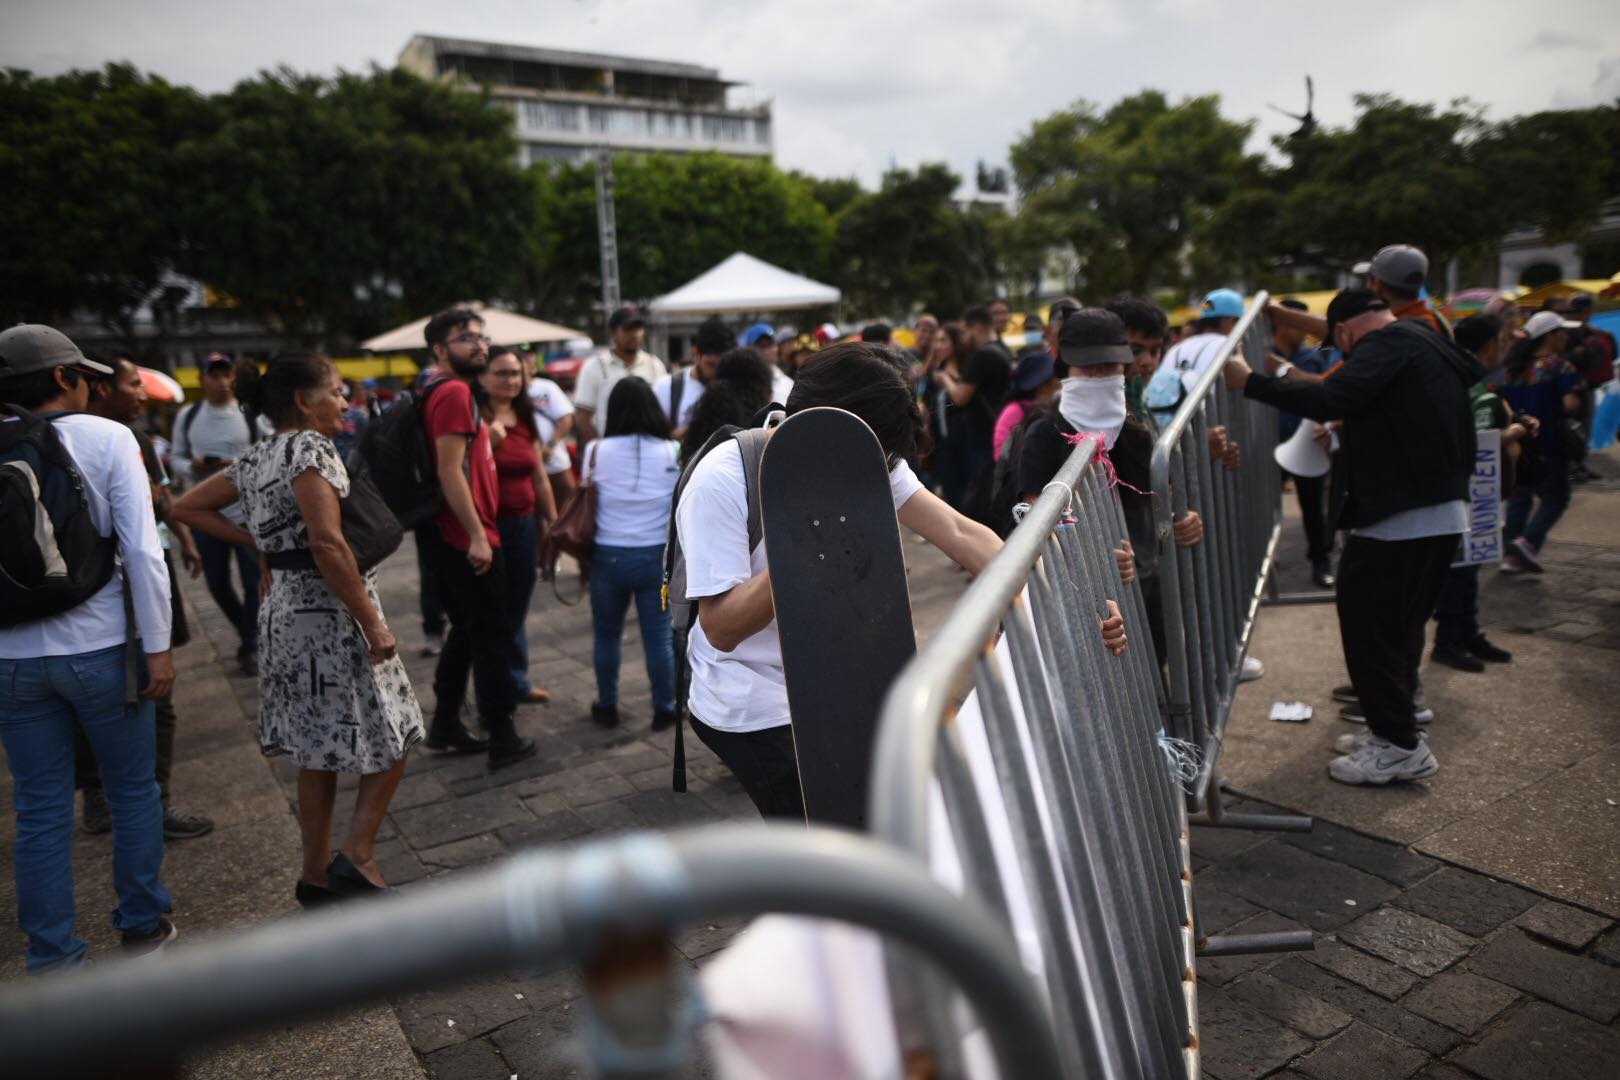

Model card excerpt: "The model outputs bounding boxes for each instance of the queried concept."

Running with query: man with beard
[417,308,537,770]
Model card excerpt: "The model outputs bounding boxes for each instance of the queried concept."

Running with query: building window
[527,143,587,164]
[519,101,580,132]
[701,115,748,143]
[754,119,771,145]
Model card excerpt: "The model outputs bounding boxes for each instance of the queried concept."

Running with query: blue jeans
[589,544,676,713]
[193,530,260,653]
[498,513,540,694]
[1504,465,1571,550]
[0,643,169,973]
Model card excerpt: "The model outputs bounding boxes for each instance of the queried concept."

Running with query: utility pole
[594,146,622,318]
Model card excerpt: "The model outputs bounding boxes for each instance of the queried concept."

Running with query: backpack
[0,406,119,628]
[668,371,688,428]
[180,399,261,451]
[661,423,769,792]
[985,411,1039,539]
[346,377,458,531]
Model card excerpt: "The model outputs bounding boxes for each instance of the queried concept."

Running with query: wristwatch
[1274,361,1294,379]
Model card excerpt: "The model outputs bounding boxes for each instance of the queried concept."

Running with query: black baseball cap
[1323,288,1389,348]
[0,324,113,380]
[608,306,645,330]
[1057,308,1131,372]
[202,351,234,374]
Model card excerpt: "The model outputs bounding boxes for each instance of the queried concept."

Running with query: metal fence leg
[1190,774,1312,833]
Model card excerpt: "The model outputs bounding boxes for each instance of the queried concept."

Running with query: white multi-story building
[398,35,773,167]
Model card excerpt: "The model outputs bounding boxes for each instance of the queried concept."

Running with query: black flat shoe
[295,880,341,908]
[326,852,385,895]
[590,703,621,728]
[1467,634,1513,663]
[1312,563,1336,589]
[651,709,677,732]
[488,735,539,771]
[423,724,490,754]
[1431,643,1485,673]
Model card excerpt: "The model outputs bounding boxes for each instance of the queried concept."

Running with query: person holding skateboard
[675,342,1128,819]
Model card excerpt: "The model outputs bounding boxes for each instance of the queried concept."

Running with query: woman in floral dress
[173,352,422,905]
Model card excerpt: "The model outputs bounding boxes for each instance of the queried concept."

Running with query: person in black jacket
[1223,288,1481,786]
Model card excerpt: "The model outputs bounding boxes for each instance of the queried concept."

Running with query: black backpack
[264,434,404,576]
[661,423,769,792]
[346,378,459,531]
[0,406,119,627]
[985,412,1039,539]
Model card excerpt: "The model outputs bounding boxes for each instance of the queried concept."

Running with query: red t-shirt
[492,417,539,517]
[422,377,500,551]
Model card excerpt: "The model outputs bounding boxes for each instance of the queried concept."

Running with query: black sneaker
[121,916,178,959]
[163,806,215,841]
[81,789,111,835]
[237,651,259,678]
[1331,684,1359,705]
[488,735,538,771]
[651,709,677,732]
[1431,643,1485,673]
[423,724,490,754]
[591,703,621,728]
[1312,562,1336,589]
[1467,634,1513,663]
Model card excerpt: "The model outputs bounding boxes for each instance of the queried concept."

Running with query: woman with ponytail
[174,353,423,905]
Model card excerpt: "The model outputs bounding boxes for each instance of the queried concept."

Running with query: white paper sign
[1453,429,1502,567]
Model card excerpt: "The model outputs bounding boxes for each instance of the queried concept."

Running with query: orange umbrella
[138,366,184,403]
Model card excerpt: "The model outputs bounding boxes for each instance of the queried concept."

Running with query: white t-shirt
[586,435,681,548]
[0,414,172,658]
[526,376,576,475]
[1157,332,1228,394]
[772,368,795,405]
[574,349,668,419]
[653,371,706,432]
[678,439,923,733]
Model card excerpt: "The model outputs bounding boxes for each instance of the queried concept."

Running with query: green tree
[1006,91,1261,297]
[176,66,531,347]
[0,65,207,361]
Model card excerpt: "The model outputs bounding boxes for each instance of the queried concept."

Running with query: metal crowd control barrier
[872,435,1205,1078]
[0,824,1062,1079]
[1150,292,1313,834]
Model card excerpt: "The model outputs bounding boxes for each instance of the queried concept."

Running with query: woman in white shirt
[676,343,1130,819]
[586,377,682,730]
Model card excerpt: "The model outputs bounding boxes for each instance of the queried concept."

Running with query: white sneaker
[1510,536,1543,573]
[1329,737,1439,785]
[1240,656,1265,682]
[1499,554,1525,575]
[1334,730,1429,755]
[1340,705,1434,725]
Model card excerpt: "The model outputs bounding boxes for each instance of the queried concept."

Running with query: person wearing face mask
[1017,314,1047,358]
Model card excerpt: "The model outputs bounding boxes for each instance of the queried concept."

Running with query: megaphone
[1274,421,1331,477]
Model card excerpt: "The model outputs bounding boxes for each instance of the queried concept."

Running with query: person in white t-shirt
[573,306,667,443]
[676,342,1128,818]
[584,377,683,730]
[524,352,578,507]
[654,316,732,439]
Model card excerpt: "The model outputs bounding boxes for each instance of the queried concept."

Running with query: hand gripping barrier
[871,435,1204,1078]
[1149,292,1314,837]
[0,825,1063,1080]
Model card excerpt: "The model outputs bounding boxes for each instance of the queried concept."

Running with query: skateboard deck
[761,407,916,830]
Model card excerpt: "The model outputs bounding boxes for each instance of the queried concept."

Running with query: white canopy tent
[648,253,840,316]
[361,303,586,352]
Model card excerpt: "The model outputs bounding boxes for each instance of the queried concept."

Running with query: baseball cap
[741,322,775,347]
[1323,288,1390,347]
[773,324,799,345]
[1523,310,1580,340]
[607,306,645,330]
[1362,244,1429,290]
[202,351,234,374]
[0,324,113,380]
[1568,293,1595,312]
[813,322,841,345]
[1200,288,1245,320]
[1057,308,1132,371]
[1013,350,1057,391]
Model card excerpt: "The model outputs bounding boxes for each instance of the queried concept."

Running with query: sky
[5,0,1619,187]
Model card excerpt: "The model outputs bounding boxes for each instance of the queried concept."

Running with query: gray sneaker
[1335,730,1429,755]
[1329,737,1439,785]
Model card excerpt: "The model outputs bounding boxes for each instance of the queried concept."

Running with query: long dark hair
[786,342,931,465]
[604,376,671,439]
[484,346,538,439]
[680,348,775,461]
[235,352,333,429]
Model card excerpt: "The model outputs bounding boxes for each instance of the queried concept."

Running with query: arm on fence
[898,489,1001,575]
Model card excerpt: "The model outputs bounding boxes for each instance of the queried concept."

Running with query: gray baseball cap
[0,324,112,380]
[1356,245,1429,290]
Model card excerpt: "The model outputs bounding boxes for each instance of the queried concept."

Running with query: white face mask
[1058,374,1127,449]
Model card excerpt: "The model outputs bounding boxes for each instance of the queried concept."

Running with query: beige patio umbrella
[361,303,587,352]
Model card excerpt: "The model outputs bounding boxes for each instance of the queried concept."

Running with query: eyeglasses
[448,334,492,347]
[488,370,523,378]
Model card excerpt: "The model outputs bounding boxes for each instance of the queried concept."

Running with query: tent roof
[361,303,586,352]
[648,253,840,315]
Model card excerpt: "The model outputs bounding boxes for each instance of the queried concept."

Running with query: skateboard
[761,407,916,830]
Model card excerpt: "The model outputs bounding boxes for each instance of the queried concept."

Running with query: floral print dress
[226,431,423,773]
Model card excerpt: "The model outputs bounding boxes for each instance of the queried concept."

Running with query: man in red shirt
[418,308,537,769]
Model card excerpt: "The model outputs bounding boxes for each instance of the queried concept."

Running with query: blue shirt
[1277,344,1330,441]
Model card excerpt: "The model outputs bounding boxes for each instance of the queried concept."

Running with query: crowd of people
[1,242,1611,971]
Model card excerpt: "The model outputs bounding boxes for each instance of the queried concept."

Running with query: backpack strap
[734,426,768,554]
[669,371,686,428]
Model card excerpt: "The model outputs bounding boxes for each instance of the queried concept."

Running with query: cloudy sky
[5,0,1618,186]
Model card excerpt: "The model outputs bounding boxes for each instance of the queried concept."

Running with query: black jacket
[1243,320,1483,531]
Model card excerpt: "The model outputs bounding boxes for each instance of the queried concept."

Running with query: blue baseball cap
[1200,288,1245,319]
[741,322,775,347]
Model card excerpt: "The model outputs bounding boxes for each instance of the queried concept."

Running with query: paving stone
[601,745,672,777]
[1394,867,1539,938]
[391,787,533,850]
[1195,886,1264,937]
[517,760,635,808]
[1594,925,1620,966]
[1281,821,1441,888]
[1337,907,1475,977]
[393,977,533,1053]
[376,841,429,887]
[1197,912,1308,986]
[674,914,750,962]
[423,1037,511,1080]
[1452,1001,1620,1080]
[489,999,590,1078]
[1302,937,1419,999]
[1469,929,1620,1022]
[573,799,643,833]
[1197,840,1400,932]
[1296,1022,1427,1080]
[1513,899,1612,950]
[419,834,505,870]
[1399,970,1519,1035]
[497,810,592,851]
[1414,1066,1471,1080]
[1227,972,1354,1040]
[390,768,450,811]
[1195,983,1313,1080]
[621,788,721,827]
[1269,957,1461,1056]
[1189,822,1273,863]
